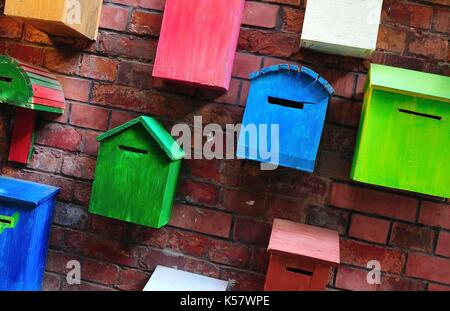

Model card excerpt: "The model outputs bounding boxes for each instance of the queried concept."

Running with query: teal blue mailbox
[0,176,60,291]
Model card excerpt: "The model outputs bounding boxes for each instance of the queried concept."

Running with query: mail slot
[237,64,334,172]
[351,64,450,198]
[0,176,60,291]
[264,219,340,291]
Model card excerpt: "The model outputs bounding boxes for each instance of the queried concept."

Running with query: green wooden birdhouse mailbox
[89,116,185,228]
[351,64,450,198]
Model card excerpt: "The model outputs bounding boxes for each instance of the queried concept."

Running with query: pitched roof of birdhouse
[249,64,335,96]
[0,176,60,207]
[369,64,450,103]
[97,116,185,161]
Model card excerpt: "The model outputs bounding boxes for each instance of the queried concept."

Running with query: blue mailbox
[0,176,60,291]
[237,64,334,172]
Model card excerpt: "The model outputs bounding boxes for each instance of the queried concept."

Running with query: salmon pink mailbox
[236,64,334,172]
[0,176,60,291]
[264,219,340,291]
[152,0,245,91]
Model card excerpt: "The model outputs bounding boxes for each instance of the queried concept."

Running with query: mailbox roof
[369,64,450,102]
[0,176,60,207]
[268,218,340,266]
[97,116,185,161]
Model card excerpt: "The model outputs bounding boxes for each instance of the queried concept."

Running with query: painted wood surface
[351,64,450,198]
[236,64,334,172]
[4,0,103,40]
[89,116,185,229]
[152,0,245,91]
[301,0,383,58]
[264,219,340,291]
[0,55,65,164]
[0,176,60,291]
[143,266,229,291]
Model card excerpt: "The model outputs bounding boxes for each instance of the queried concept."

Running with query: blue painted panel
[237,65,334,172]
[0,177,59,291]
[0,176,60,206]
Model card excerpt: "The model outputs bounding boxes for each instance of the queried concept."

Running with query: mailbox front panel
[351,90,450,198]
[0,199,55,291]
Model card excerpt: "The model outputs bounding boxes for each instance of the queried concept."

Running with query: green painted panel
[0,57,33,105]
[370,64,450,102]
[351,89,449,198]
[89,120,183,228]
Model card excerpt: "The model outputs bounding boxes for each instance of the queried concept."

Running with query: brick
[340,239,406,274]
[167,230,210,257]
[208,239,251,268]
[327,97,361,127]
[234,218,271,246]
[70,103,109,131]
[243,1,279,29]
[176,179,219,207]
[250,247,269,273]
[0,15,23,39]
[73,180,91,207]
[109,110,138,129]
[80,55,117,82]
[53,202,88,230]
[238,28,298,58]
[43,273,61,291]
[36,123,82,152]
[112,0,166,10]
[317,151,352,181]
[88,215,128,241]
[327,183,418,221]
[100,4,129,31]
[221,268,265,291]
[265,195,307,223]
[43,49,80,75]
[385,2,433,29]
[46,250,78,274]
[28,146,63,173]
[221,188,267,218]
[377,25,407,54]
[263,0,301,5]
[129,11,163,36]
[141,248,187,271]
[200,79,241,105]
[419,201,450,230]
[7,43,44,65]
[117,268,149,291]
[82,259,119,286]
[436,231,450,257]
[304,205,349,234]
[97,32,157,61]
[117,61,153,89]
[428,283,450,291]
[383,54,426,72]
[92,83,167,115]
[184,258,221,279]
[169,204,232,238]
[61,154,96,180]
[335,265,425,291]
[130,225,170,248]
[317,69,357,99]
[56,75,91,102]
[79,129,100,156]
[282,7,303,33]
[49,226,65,250]
[408,34,448,60]
[62,281,114,291]
[349,214,390,244]
[232,52,262,79]
[322,125,357,157]
[389,223,436,252]
[23,24,52,45]
[434,8,450,33]
[406,253,450,284]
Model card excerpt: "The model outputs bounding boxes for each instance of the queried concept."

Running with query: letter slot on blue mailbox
[237,64,334,172]
[0,176,60,291]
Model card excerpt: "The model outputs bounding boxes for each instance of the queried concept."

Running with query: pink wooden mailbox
[152,0,245,91]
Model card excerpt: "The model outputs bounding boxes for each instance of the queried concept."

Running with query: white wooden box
[143,266,229,291]
[301,0,383,58]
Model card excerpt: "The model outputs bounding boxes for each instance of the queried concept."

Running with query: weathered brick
[349,214,390,244]
[53,202,88,230]
[406,253,450,284]
[100,4,129,31]
[167,230,210,257]
[43,49,80,75]
[117,60,153,89]
[419,201,450,230]
[208,239,251,268]
[243,1,279,29]
[221,268,265,291]
[176,179,219,207]
[232,52,263,79]
[36,123,82,152]
[385,2,433,29]
[61,154,96,180]
[112,0,166,10]
[117,268,150,291]
[56,75,91,102]
[82,259,119,286]
[7,43,44,65]
[436,231,450,258]
[389,223,436,252]
[70,104,109,131]
[282,7,304,33]
[234,218,271,246]
[238,28,298,58]
[80,54,117,82]
[129,11,163,36]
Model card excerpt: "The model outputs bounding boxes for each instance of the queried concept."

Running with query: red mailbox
[152,0,245,91]
[264,219,340,291]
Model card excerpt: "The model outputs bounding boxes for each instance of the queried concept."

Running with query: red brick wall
[0,0,449,291]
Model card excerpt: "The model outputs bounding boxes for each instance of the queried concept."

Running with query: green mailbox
[89,116,185,228]
[351,64,450,198]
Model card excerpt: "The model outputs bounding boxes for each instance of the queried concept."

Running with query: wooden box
[236,64,334,172]
[351,64,450,198]
[143,266,229,291]
[4,0,103,40]
[0,55,65,164]
[152,0,245,91]
[0,176,60,291]
[89,116,185,228]
[301,0,383,58]
[264,219,340,291]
